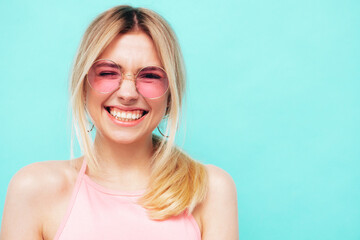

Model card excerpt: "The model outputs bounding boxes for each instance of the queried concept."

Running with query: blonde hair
[69,5,208,220]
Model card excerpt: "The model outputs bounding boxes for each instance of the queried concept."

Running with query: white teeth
[108,108,145,121]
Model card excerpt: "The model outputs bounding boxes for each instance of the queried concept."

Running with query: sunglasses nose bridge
[122,72,136,82]
[116,73,139,100]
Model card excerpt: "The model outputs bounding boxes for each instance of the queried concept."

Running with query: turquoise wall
[1,0,359,239]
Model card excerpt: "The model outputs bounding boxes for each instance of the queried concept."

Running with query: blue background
[1,0,359,239]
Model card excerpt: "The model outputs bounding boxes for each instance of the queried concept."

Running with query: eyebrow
[94,60,164,73]
[94,62,142,72]
[94,62,118,68]
[141,66,162,71]
[117,64,164,73]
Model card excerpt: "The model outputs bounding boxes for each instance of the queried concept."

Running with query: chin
[104,131,152,145]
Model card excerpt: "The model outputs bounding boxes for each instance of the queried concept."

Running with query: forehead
[97,31,162,69]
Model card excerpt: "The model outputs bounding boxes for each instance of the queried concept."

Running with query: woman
[0,5,238,240]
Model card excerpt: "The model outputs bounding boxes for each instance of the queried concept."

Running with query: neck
[89,133,154,183]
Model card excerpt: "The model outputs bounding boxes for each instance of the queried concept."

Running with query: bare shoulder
[8,159,79,199]
[200,164,239,240]
[205,164,237,193]
[0,158,82,239]
[203,164,238,213]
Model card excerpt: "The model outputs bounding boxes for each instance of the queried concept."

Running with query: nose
[116,74,139,102]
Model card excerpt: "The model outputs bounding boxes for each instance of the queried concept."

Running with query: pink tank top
[53,160,201,240]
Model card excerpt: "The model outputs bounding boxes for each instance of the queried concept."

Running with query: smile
[105,107,148,122]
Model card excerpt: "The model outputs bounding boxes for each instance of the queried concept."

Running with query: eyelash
[140,73,161,79]
[99,72,118,76]
[97,70,162,80]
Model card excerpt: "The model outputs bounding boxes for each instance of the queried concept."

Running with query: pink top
[53,160,201,240]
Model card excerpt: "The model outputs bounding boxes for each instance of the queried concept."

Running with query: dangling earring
[87,124,94,133]
[157,105,170,137]
[84,102,94,133]
[84,100,94,133]
[157,126,169,138]
[83,89,95,133]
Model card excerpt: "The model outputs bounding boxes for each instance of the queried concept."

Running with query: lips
[104,106,148,122]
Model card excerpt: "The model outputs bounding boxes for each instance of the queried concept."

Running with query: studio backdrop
[0,0,359,239]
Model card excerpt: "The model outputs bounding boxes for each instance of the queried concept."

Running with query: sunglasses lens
[87,60,121,93]
[136,67,169,98]
[87,60,168,98]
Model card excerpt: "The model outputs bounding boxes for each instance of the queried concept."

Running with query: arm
[0,164,45,240]
[201,165,239,240]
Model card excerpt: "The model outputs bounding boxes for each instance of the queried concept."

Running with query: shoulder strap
[79,158,87,177]
[53,158,87,240]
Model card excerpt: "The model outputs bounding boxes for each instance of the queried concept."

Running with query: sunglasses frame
[86,58,169,99]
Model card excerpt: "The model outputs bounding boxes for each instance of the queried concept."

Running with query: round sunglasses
[87,59,169,99]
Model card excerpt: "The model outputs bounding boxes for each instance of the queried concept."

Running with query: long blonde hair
[69,5,208,220]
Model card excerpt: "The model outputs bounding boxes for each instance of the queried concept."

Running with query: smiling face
[85,31,169,144]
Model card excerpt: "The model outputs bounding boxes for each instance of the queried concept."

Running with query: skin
[0,31,239,240]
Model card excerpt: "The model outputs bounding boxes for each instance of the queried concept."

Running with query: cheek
[148,98,168,121]
[86,88,107,119]
[155,94,169,113]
